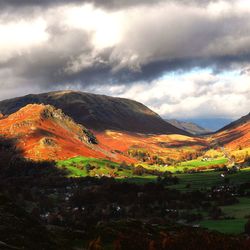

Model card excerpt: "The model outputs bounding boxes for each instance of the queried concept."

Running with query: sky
[0,0,249,120]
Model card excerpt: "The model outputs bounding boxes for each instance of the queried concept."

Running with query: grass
[138,157,228,173]
[57,156,119,168]
[169,171,223,190]
[221,198,250,219]
[117,169,250,234]
[57,156,121,177]
[169,169,250,191]
[201,198,250,234]
[179,157,228,167]
[62,165,88,177]
[200,219,247,234]
[57,156,248,187]
[57,156,159,180]
[57,155,250,235]
[199,197,250,234]
[117,175,157,184]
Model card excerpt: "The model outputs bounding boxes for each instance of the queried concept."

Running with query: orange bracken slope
[213,120,250,149]
[0,104,133,162]
[0,104,208,163]
[95,130,208,161]
[2,103,247,163]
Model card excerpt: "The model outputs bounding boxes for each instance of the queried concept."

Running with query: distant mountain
[0,91,189,135]
[166,119,211,135]
[182,118,234,131]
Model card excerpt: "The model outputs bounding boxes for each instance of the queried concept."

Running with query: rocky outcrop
[40,104,98,145]
[40,137,56,147]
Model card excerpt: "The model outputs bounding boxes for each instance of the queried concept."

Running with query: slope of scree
[0,90,190,135]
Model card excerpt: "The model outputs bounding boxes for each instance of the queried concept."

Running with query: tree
[132,165,145,176]
[245,219,250,234]
[85,164,91,174]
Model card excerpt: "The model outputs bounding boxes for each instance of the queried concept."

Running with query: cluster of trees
[230,150,250,163]
[128,148,150,162]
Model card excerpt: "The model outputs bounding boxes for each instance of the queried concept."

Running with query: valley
[0,91,250,249]
[1,0,250,248]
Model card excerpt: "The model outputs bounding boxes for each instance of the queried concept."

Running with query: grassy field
[57,156,250,235]
[57,153,229,178]
[200,219,247,234]
[141,157,228,173]
[57,156,121,177]
[169,169,250,191]
[180,157,228,167]
[57,156,249,188]
[199,198,250,234]
[117,168,250,235]
[117,175,157,184]
[221,198,250,218]
[57,156,119,168]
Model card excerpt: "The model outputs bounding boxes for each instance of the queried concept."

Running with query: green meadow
[57,156,119,177]
[169,170,250,191]
[56,156,250,235]
[141,157,228,173]
[200,219,247,234]
[199,198,250,234]
[56,156,132,177]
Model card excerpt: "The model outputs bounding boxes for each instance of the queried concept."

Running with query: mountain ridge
[0,90,189,136]
[166,119,211,135]
[217,113,250,132]
[0,103,132,162]
[212,112,250,149]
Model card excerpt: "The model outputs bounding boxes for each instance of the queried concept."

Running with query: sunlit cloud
[0,18,49,62]
[86,69,250,119]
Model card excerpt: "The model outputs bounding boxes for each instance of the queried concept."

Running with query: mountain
[166,119,211,135]
[213,112,250,149]
[182,118,234,131]
[0,104,131,162]
[0,103,205,163]
[217,113,250,132]
[0,90,189,135]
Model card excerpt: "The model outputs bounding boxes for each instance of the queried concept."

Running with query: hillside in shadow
[0,135,68,179]
[0,136,70,250]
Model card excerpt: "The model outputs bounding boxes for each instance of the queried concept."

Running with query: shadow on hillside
[157,140,208,149]
[216,130,245,145]
[0,136,73,249]
[0,136,69,182]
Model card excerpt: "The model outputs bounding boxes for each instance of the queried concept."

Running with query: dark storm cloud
[0,0,234,10]
[0,0,250,100]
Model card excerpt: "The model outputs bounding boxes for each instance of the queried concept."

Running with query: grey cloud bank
[0,0,249,119]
